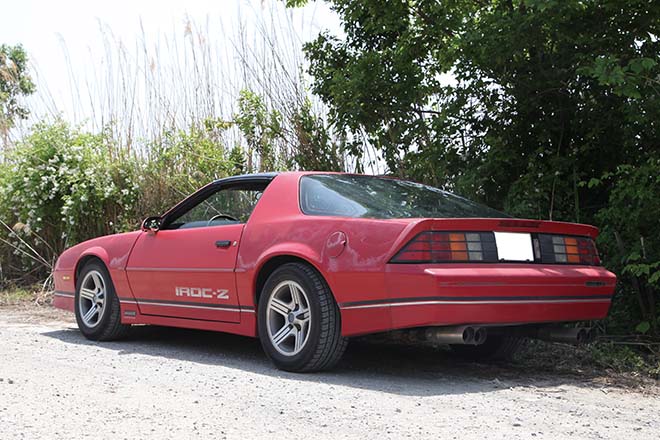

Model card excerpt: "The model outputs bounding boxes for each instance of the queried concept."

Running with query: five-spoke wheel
[266,281,312,356]
[78,270,106,328]
[258,262,347,372]
[75,260,130,341]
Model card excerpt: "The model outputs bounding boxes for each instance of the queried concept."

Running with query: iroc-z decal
[175,287,230,300]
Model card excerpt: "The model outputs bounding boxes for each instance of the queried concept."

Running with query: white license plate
[494,232,534,262]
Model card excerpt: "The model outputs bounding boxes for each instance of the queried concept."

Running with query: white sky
[0,0,341,132]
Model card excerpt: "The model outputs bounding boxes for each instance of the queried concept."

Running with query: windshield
[299,174,508,219]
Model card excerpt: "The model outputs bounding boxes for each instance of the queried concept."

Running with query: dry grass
[9,5,381,173]
[0,286,52,306]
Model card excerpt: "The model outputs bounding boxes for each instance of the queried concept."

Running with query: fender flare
[74,247,111,284]
[251,243,328,303]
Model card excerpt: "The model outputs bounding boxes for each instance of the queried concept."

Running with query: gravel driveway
[1,306,658,439]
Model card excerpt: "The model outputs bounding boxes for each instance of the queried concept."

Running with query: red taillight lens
[390,231,498,263]
[538,235,600,265]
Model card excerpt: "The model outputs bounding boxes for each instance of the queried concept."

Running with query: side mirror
[141,216,162,234]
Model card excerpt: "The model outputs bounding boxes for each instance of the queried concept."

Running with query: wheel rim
[266,280,312,356]
[78,270,106,328]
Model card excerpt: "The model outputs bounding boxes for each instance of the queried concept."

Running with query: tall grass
[14,2,381,174]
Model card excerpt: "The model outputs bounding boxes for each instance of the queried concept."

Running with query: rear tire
[258,263,348,372]
[450,335,523,362]
[75,260,130,341]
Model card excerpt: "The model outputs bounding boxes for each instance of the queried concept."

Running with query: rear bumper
[339,264,616,336]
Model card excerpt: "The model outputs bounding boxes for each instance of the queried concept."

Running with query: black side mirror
[141,216,162,234]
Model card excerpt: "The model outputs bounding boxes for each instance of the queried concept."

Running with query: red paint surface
[53,172,617,338]
[126,224,244,322]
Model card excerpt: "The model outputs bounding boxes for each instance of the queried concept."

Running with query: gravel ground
[1,305,659,440]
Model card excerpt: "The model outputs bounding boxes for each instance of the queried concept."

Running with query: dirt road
[1,306,658,439]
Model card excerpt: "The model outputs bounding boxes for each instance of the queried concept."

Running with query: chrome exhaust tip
[473,327,488,345]
[425,325,487,345]
[532,327,595,345]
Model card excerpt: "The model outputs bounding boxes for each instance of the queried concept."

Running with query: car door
[126,182,265,322]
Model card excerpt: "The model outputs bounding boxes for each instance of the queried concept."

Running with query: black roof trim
[211,172,279,186]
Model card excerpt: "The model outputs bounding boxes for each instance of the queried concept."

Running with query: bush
[0,120,140,283]
[0,89,310,286]
[137,121,239,219]
[596,159,660,335]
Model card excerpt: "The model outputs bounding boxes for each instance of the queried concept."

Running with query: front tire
[75,260,130,341]
[258,263,347,372]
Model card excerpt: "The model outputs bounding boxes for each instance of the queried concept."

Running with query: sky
[0,0,341,133]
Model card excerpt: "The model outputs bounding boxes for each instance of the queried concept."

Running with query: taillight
[391,231,601,266]
[537,234,600,265]
[390,231,498,263]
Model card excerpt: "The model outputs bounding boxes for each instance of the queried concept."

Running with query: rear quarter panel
[236,173,414,335]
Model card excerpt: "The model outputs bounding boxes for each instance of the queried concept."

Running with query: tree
[0,44,35,146]
[302,0,660,333]
[304,0,659,213]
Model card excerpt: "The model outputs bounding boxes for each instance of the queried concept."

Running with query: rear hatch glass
[300,174,508,219]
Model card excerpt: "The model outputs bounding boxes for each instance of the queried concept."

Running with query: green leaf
[635,321,651,334]
[641,58,656,70]
[284,0,308,7]
[649,270,660,286]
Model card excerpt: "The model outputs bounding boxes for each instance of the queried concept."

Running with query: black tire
[74,260,130,341]
[257,263,348,372]
[450,335,523,362]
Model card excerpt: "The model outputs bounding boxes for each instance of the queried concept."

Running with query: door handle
[215,240,232,248]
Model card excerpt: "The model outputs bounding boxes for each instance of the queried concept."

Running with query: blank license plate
[494,232,534,262]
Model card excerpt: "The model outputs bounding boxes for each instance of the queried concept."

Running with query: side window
[167,188,262,230]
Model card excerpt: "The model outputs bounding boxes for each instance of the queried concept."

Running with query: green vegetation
[0,97,318,284]
[589,342,660,378]
[0,44,35,145]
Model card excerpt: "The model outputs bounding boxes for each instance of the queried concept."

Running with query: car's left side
[53,172,355,371]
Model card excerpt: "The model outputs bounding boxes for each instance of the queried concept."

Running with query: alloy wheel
[78,270,106,328]
[266,280,312,356]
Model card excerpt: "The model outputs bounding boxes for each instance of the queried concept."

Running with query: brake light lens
[391,231,601,266]
[390,231,498,263]
[538,234,600,265]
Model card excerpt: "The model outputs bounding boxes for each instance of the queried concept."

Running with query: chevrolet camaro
[53,172,616,372]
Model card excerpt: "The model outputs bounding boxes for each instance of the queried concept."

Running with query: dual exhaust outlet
[425,325,488,346]
[532,326,596,344]
[422,325,596,346]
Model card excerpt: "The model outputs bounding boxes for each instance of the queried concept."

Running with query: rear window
[299,174,508,219]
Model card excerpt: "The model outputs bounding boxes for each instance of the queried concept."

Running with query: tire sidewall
[257,264,324,370]
[74,261,118,339]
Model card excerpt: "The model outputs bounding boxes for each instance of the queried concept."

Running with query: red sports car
[53,172,616,371]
